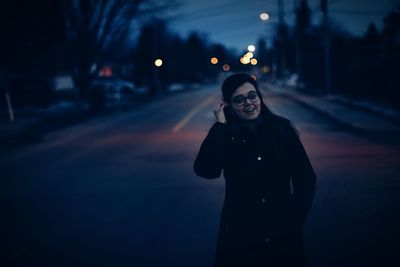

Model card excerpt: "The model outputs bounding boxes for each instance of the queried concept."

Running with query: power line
[170,1,298,26]
[172,1,267,22]
[177,0,257,15]
[311,2,322,20]
[331,8,393,16]
[211,23,276,36]
[174,9,279,26]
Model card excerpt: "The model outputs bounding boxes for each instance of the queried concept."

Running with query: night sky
[169,0,398,52]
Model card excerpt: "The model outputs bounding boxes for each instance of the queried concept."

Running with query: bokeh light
[241,57,250,65]
[248,45,255,52]
[245,52,254,59]
[260,13,270,21]
[223,64,230,71]
[154,59,163,67]
[211,57,219,64]
[99,66,113,77]
[262,65,270,73]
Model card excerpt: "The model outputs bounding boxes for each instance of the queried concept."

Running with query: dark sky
[169,0,398,52]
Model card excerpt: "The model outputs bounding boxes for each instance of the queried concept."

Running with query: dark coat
[194,115,316,267]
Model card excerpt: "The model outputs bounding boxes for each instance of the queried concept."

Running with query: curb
[275,91,371,132]
[262,84,400,134]
[325,96,400,126]
[0,84,208,152]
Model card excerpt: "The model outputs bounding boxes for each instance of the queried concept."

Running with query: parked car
[92,77,135,96]
[90,77,137,109]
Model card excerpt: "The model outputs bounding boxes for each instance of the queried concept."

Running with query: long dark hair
[221,73,274,127]
[221,73,298,157]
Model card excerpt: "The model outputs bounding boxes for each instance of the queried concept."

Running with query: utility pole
[277,0,286,79]
[278,0,284,31]
[151,23,162,96]
[321,0,331,94]
[5,91,15,122]
[294,0,301,81]
[1,71,15,122]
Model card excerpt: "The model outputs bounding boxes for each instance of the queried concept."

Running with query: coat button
[242,139,246,143]
[231,137,235,141]
[265,237,270,243]
[257,156,262,161]
[261,198,267,203]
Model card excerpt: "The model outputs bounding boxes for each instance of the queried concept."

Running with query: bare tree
[62,0,174,100]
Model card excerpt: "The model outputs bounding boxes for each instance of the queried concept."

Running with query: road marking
[172,95,215,133]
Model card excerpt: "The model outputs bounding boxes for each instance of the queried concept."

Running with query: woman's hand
[213,101,229,124]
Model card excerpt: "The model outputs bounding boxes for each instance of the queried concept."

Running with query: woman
[193,73,316,267]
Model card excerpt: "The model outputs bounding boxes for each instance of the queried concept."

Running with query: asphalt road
[1,84,400,267]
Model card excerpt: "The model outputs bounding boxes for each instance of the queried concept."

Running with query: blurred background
[1,0,400,266]
[1,0,399,116]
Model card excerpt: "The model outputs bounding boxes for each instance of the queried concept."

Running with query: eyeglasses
[231,91,259,106]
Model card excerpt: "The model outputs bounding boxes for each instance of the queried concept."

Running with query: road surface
[1,84,400,267]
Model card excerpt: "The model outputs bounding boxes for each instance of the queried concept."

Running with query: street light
[248,45,255,52]
[245,52,254,59]
[210,57,219,64]
[154,59,163,67]
[259,12,270,21]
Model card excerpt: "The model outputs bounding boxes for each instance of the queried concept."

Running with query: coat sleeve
[287,126,317,227]
[193,122,231,179]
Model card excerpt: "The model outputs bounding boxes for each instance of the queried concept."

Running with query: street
[1,84,400,267]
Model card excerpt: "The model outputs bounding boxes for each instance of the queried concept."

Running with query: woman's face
[230,82,261,121]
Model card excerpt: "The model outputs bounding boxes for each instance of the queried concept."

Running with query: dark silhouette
[133,21,236,91]
[0,1,65,109]
[194,73,316,266]
[134,19,168,95]
[294,0,312,84]
[62,0,153,101]
[268,1,400,108]
[0,0,176,109]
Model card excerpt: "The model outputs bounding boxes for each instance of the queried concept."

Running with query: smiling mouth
[243,106,256,113]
